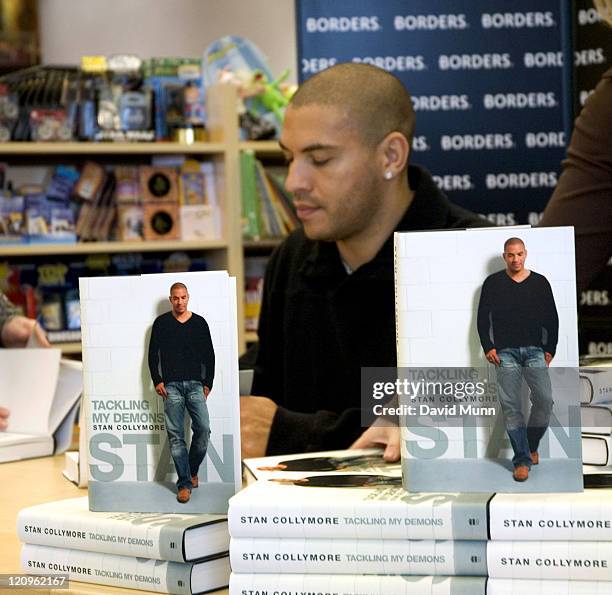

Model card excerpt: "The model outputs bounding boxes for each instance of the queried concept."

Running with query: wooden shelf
[239,140,283,156]
[54,341,82,354]
[245,331,258,343]
[0,239,227,257]
[243,238,282,250]
[0,141,227,155]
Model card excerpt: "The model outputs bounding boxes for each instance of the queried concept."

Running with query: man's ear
[379,131,410,179]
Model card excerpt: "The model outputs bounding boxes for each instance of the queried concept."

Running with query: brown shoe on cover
[191,475,199,488]
[177,487,191,503]
[531,452,539,465]
[513,465,529,482]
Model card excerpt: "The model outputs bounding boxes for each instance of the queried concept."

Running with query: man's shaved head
[289,63,415,148]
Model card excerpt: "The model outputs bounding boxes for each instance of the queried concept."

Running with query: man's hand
[1,316,50,348]
[485,348,500,366]
[0,406,9,430]
[240,396,277,459]
[544,352,553,367]
[203,386,210,399]
[350,418,400,462]
[155,382,167,399]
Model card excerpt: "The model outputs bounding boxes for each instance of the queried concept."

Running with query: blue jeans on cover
[495,346,553,469]
[164,380,211,490]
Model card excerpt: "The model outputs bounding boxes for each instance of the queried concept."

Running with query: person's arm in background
[0,293,50,348]
[0,292,51,429]
[539,68,612,294]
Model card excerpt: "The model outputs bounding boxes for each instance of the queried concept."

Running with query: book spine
[228,493,490,540]
[489,493,612,540]
[229,538,487,575]
[17,509,189,562]
[487,578,612,594]
[230,573,487,595]
[580,369,612,405]
[581,434,612,466]
[487,540,612,580]
[21,543,191,594]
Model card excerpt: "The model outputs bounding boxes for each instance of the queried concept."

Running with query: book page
[0,349,61,435]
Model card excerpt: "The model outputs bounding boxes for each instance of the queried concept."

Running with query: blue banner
[295,0,572,225]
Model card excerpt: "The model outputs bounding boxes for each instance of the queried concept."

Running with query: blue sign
[295,0,573,225]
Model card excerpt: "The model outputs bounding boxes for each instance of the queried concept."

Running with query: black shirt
[148,311,215,388]
[476,270,559,356]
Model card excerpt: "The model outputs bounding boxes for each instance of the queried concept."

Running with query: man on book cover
[148,282,215,503]
[477,237,558,483]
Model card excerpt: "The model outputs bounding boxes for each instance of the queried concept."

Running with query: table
[0,455,228,595]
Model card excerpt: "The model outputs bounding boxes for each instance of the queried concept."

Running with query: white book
[0,351,82,462]
[229,479,490,540]
[229,574,612,595]
[230,537,487,575]
[487,540,612,581]
[17,496,229,562]
[582,433,612,466]
[579,368,612,405]
[21,543,229,594]
[487,578,612,594]
[230,573,487,595]
[581,403,612,434]
[489,490,612,540]
[394,227,581,493]
[80,271,242,514]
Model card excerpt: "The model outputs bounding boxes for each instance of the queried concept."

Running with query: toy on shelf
[204,36,296,140]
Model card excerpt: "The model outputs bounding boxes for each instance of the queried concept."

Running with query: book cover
[17,496,228,562]
[229,479,491,540]
[229,537,487,575]
[230,573,487,595]
[80,271,241,513]
[243,448,401,483]
[393,227,582,492]
[21,543,230,595]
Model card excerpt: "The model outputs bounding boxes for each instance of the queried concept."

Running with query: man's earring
[384,171,393,180]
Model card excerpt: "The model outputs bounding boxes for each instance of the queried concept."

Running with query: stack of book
[228,450,612,594]
[581,367,612,467]
[17,497,231,594]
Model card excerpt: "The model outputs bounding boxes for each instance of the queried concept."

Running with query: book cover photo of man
[148,282,215,503]
[477,238,558,483]
[396,226,582,493]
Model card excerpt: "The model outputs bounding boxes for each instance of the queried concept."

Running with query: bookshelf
[0,84,271,353]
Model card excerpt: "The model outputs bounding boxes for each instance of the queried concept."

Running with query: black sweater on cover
[477,270,559,356]
[148,311,215,389]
